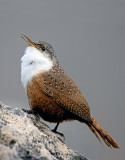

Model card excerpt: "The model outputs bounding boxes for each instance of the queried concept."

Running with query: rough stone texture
[0,101,88,160]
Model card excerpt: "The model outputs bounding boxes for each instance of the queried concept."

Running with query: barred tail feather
[88,114,119,148]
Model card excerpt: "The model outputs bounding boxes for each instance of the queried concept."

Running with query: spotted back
[34,63,92,123]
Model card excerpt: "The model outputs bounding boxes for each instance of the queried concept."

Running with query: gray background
[0,0,124,159]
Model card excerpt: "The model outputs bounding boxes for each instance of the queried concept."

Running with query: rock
[0,101,88,160]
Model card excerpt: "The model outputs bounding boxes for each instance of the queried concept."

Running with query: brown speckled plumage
[22,35,119,148]
[27,65,92,123]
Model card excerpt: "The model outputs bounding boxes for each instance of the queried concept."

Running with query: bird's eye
[42,47,45,51]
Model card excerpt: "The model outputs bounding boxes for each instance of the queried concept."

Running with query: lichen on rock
[0,101,88,160]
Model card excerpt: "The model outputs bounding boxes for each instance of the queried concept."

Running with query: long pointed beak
[21,34,36,48]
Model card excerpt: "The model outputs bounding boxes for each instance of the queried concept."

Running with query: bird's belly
[26,80,71,123]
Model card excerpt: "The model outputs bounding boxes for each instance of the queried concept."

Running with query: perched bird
[21,35,119,148]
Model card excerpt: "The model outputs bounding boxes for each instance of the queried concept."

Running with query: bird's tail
[87,114,119,148]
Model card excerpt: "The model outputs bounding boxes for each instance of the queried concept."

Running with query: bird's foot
[22,109,41,120]
[22,109,34,114]
[51,129,65,141]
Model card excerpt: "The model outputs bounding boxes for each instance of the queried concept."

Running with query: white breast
[21,46,53,89]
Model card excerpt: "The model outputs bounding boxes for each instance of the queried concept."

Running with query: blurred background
[0,0,124,159]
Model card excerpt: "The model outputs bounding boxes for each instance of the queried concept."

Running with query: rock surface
[0,101,88,160]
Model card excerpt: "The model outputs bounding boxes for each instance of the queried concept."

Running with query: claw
[51,122,65,141]
[22,109,34,114]
[52,129,65,141]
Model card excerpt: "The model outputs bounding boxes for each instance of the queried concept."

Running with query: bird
[21,34,119,148]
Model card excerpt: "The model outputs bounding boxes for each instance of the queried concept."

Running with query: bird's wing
[35,68,92,123]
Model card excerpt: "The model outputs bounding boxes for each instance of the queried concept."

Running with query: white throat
[21,46,53,89]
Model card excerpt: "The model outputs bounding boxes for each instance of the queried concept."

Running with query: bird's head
[21,34,55,61]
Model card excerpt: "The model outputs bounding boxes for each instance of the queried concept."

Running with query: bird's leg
[51,123,65,140]
[52,122,60,132]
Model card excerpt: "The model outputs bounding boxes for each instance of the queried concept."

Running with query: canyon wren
[21,35,119,148]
